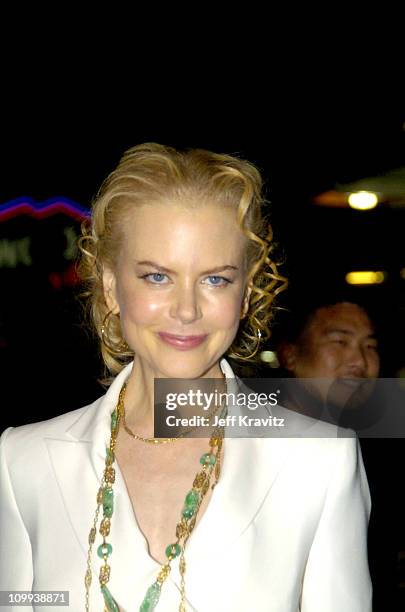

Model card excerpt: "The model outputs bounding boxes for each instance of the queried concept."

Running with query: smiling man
[276,299,404,610]
[279,301,379,378]
[276,301,380,417]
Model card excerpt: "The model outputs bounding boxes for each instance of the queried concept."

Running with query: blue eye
[205,276,230,286]
[141,273,168,284]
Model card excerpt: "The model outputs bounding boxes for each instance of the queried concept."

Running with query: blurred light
[348,191,378,210]
[48,263,80,290]
[0,237,31,268]
[260,351,279,368]
[312,190,348,207]
[400,268,405,280]
[345,271,386,285]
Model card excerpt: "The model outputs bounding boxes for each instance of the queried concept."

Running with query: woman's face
[103,202,251,379]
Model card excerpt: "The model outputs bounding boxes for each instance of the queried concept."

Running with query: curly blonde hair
[77,143,287,381]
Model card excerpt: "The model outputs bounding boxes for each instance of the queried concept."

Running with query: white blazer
[0,359,372,611]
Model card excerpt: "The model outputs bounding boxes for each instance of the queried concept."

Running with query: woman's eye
[141,273,168,284]
[204,276,230,287]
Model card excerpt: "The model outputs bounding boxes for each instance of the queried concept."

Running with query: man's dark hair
[272,289,380,347]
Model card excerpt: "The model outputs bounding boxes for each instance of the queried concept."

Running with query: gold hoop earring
[101,310,130,354]
[100,310,112,338]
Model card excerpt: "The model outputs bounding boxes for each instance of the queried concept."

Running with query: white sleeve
[0,427,34,610]
[300,436,372,612]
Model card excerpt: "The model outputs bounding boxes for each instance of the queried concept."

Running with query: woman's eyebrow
[134,260,239,275]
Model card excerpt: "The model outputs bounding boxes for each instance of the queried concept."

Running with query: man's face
[282,303,380,406]
[286,303,380,380]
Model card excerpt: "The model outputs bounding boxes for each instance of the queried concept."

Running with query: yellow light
[348,191,378,210]
[400,268,405,280]
[345,271,385,285]
[260,351,279,367]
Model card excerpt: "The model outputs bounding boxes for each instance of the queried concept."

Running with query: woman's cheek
[211,292,243,329]
[120,291,166,324]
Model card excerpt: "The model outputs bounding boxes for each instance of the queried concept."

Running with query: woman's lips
[158,332,208,350]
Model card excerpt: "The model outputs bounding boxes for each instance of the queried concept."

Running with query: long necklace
[85,381,226,612]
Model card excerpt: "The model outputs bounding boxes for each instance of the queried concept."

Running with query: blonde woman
[0,144,372,611]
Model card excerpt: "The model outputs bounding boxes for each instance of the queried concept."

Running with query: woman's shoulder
[0,394,105,460]
[252,427,361,466]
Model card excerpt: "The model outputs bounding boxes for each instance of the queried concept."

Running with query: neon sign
[0,196,90,223]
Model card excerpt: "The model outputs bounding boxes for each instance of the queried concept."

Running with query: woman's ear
[240,283,253,319]
[102,266,120,314]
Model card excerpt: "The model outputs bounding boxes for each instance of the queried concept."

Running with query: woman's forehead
[120,203,246,251]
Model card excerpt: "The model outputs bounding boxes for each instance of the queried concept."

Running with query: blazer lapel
[185,436,295,559]
[182,363,296,607]
[45,364,143,607]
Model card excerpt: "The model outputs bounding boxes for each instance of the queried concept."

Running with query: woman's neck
[122,357,226,438]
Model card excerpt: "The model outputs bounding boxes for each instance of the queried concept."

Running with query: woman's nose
[169,283,203,323]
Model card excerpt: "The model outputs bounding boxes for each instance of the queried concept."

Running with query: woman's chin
[150,356,219,380]
[154,366,210,380]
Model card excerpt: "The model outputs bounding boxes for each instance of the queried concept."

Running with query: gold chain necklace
[122,403,187,444]
[84,381,226,611]
[122,387,225,444]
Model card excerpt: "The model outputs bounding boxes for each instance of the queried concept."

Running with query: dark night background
[0,90,404,610]
[1,100,404,416]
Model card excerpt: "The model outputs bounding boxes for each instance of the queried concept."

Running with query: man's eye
[204,276,231,287]
[141,273,168,284]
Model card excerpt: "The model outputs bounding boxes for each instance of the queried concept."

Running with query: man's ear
[277,341,298,373]
[102,266,120,314]
[240,283,253,319]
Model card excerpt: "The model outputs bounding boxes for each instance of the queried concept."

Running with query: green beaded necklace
[85,382,225,612]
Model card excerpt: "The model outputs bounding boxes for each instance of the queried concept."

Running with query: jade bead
[200,453,216,466]
[182,507,195,519]
[140,581,161,611]
[97,542,113,558]
[185,489,199,508]
[101,585,120,612]
[103,487,114,518]
[165,543,181,559]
